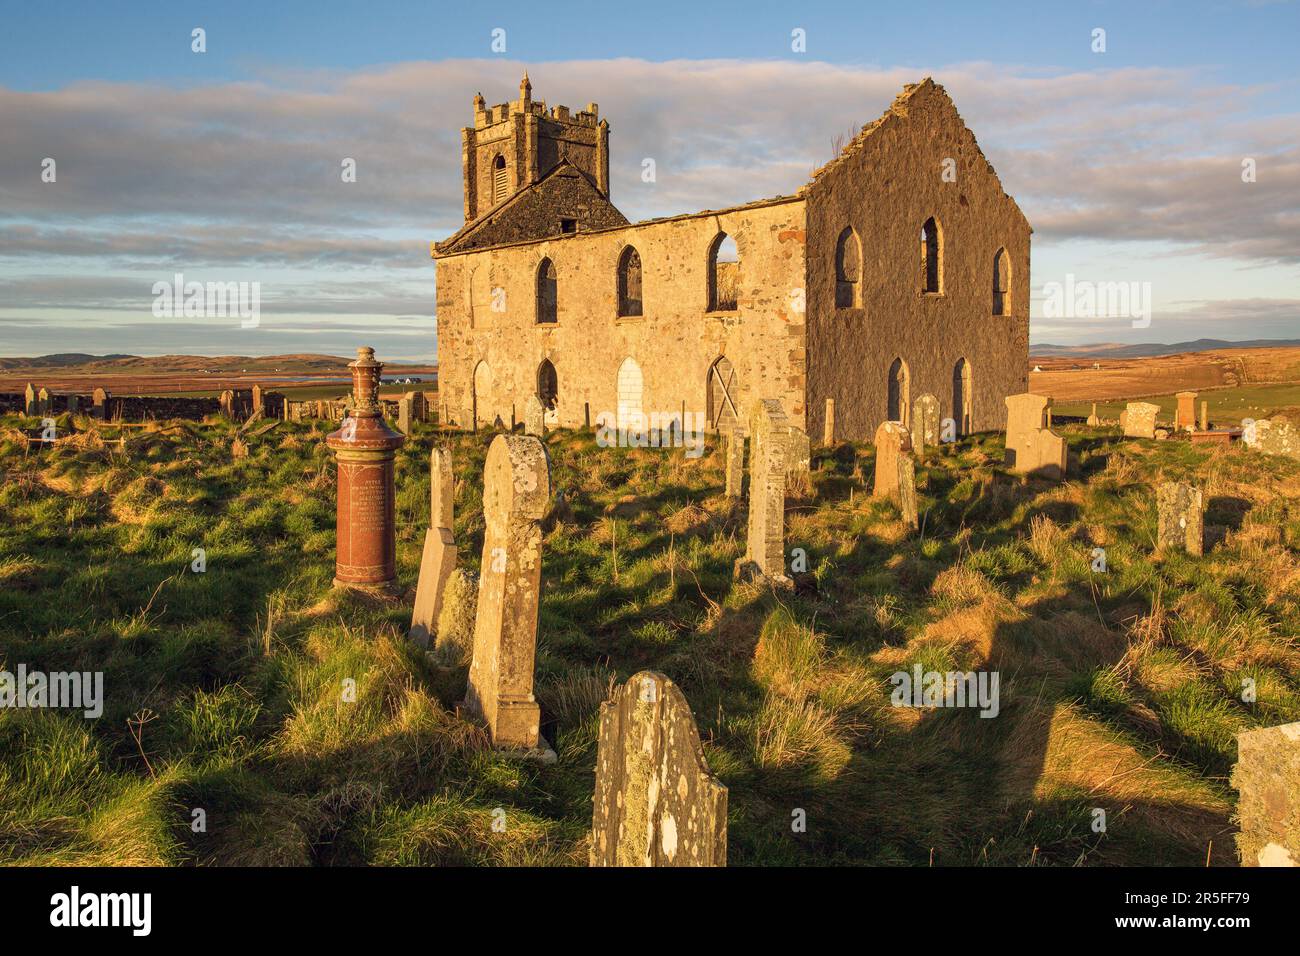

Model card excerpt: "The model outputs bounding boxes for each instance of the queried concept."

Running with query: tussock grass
[1,416,1297,865]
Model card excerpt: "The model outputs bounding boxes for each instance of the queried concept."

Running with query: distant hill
[0,353,434,373]
[1030,339,1300,359]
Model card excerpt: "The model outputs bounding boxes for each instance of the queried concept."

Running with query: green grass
[1054,382,1300,424]
[1,413,1298,866]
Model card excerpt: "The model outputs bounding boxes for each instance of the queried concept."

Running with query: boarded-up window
[708,233,738,312]
[707,356,740,432]
[617,246,643,317]
[835,226,861,308]
[536,257,557,324]
[921,218,941,294]
[992,247,1009,315]
[492,155,508,204]
[616,357,644,430]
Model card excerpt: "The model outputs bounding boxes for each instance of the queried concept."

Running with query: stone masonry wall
[435,198,808,433]
[804,80,1030,442]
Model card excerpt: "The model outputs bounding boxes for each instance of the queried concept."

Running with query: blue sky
[1,0,1297,359]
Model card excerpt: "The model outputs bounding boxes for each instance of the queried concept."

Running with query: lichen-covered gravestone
[1003,393,1066,479]
[524,394,546,437]
[1245,418,1300,460]
[733,399,791,587]
[464,434,554,758]
[1231,721,1300,866]
[590,671,728,867]
[896,453,919,530]
[1123,401,1159,439]
[724,427,745,498]
[410,446,457,649]
[1156,481,1203,556]
[873,420,912,498]
[910,394,940,457]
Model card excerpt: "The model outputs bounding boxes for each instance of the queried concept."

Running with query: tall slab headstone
[823,398,835,446]
[1004,393,1066,480]
[326,347,406,591]
[464,433,553,755]
[397,396,414,436]
[1175,391,1197,432]
[724,428,745,498]
[1123,401,1160,439]
[1156,481,1204,556]
[410,446,457,649]
[24,383,37,416]
[524,394,546,438]
[911,394,940,457]
[1232,721,1300,867]
[590,671,728,867]
[873,421,912,498]
[733,399,791,587]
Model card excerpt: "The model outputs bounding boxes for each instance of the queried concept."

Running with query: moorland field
[2,403,1298,866]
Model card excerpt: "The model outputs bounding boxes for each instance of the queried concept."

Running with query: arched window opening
[492,154,508,204]
[617,246,643,317]
[921,217,941,294]
[537,359,558,411]
[708,233,739,312]
[887,358,910,425]
[992,248,1009,315]
[952,358,973,436]
[707,356,740,432]
[835,227,862,308]
[536,257,557,324]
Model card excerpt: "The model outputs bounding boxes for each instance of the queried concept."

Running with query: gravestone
[464,434,554,757]
[590,671,728,867]
[1200,401,1208,432]
[524,394,546,438]
[410,447,457,649]
[251,384,265,417]
[733,399,792,587]
[408,391,427,423]
[1156,481,1204,556]
[724,428,745,498]
[24,383,37,416]
[1004,393,1066,480]
[92,388,107,419]
[873,421,912,498]
[1086,403,1100,426]
[219,390,235,419]
[786,426,811,493]
[1246,418,1300,460]
[910,394,940,457]
[823,398,835,446]
[896,453,919,530]
[1231,721,1300,867]
[1176,391,1197,431]
[397,396,414,436]
[1123,401,1159,439]
[37,387,51,415]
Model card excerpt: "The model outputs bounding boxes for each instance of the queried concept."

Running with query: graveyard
[2,389,1297,866]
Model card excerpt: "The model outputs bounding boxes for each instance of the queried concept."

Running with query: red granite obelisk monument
[327,347,406,592]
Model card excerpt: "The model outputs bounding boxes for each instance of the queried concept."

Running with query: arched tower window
[992,248,1010,315]
[492,154,508,204]
[617,246,643,317]
[835,227,862,308]
[888,358,910,425]
[537,359,558,411]
[708,233,738,312]
[921,217,942,294]
[536,258,557,324]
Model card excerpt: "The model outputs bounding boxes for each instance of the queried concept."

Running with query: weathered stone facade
[433,78,1030,443]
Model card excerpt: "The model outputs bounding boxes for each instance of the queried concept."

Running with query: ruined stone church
[431,74,1029,442]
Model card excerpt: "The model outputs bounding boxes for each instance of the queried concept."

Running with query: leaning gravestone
[873,421,912,498]
[896,453,919,530]
[524,394,546,438]
[590,671,728,867]
[733,399,792,587]
[464,434,553,758]
[410,446,457,649]
[724,428,745,498]
[1231,721,1300,867]
[910,394,940,457]
[1004,393,1066,480]
[1123,401,1160,439]
[1156,481,1204,556]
